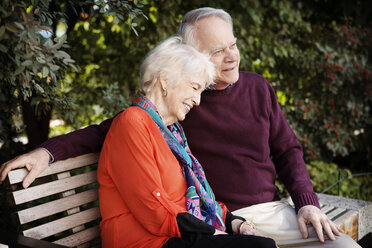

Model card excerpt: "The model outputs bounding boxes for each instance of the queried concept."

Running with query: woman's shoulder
[118,106,150,120]
[112,106,152,128]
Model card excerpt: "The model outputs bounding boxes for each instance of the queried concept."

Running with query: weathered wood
[334,209,359,241]
[6,153,101,247]
[22,207,100,240]
[7,153,99,184]
[54,226,100,247]
[56,172,86,235]
[12,171,97,205]
[326,207,346,220]
[318,193,371,241]
[320,205,335,214]
[16,189,98,224]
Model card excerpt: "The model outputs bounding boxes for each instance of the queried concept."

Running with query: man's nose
[225,48,239,62]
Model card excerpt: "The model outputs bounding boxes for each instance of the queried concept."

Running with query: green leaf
[5,23,18,33]
[21,60,33,66]
[49,64,60,71]
[55,50,71,59]
[42,66,49,77]
[53,34,67,49]
[131,26,138,36]
[44,39,53,47]
[14,22,24,30]
[63,58,75,64]
[114,16,119,24]
[0,43,7,53]
[34,83,44,93]
[14,66,25,76]
[36,57,46,64]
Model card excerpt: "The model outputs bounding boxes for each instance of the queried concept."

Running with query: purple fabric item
[180,72,319,212]
[40,71,319,212]
[40,117,113,161]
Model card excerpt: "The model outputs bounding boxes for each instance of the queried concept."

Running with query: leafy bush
[276,161,372,202]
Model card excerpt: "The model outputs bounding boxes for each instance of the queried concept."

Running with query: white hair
[177,7,233,47]
[140,35,215,94]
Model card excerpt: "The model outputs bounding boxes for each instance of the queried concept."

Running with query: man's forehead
[194,16,234,51]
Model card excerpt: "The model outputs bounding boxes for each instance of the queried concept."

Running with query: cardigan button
[156,192,160,197]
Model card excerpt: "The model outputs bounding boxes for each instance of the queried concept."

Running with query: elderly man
[0,7,360,248]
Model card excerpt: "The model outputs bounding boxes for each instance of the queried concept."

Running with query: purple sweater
[41,71,319,212]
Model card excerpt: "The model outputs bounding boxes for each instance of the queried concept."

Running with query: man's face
[194,16,240,90]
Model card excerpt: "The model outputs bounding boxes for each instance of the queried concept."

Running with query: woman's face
[162,78,206,124]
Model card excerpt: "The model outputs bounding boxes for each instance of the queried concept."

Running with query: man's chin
[215,77,239,89]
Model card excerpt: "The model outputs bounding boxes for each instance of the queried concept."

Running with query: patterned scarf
[132,92,225,231]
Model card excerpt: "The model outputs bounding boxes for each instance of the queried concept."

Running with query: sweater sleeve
[102,113,215,237]
[39,116,116,162]
[266,82,320,212]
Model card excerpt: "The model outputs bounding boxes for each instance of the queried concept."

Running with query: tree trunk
[21,100,52,149]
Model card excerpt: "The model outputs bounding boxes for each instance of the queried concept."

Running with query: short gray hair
[177,7,233,48]
[140,35,215,94]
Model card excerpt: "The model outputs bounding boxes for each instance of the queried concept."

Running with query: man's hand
[0,148,51,188]
[297,205,343,242]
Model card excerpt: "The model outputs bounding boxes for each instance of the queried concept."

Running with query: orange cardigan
[98,107,226,248]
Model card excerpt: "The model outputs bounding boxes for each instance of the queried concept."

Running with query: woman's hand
[213,229,228,235]
[238,221,263,236]
[232,219,263,236]
[232,219,279,247]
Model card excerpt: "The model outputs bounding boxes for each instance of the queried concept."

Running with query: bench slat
[326,207,346,221]
[17,189,98,224]
[12,171,97,205]
[321,205,335,214]
[54,226,100,247]
[8,153,99,184]
[22,207,101,240]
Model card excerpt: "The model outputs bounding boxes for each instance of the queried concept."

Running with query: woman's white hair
[140,35,215,94]
[177,7,233,48]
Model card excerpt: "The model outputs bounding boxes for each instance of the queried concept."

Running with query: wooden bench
[5,153,371,247]
[5,153,101,248]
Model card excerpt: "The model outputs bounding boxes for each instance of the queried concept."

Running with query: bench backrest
[6,153,101,248]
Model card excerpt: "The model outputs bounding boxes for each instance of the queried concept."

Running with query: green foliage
[282,19,372,165]
[276,161,372,202]
[0,0,75,152]
[0,0,146,158]
[307,161,372,201]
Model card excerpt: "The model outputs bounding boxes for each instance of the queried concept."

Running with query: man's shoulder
[238,71,270,90]
[239,71,266,82]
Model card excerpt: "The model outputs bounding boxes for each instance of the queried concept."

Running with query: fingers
[321,219,335,241]
[337,225,344,234]
[253,229,264,237]
[213,229,228,235]
[312,219,325,242]
[22,168,38,189]
[330,220,342,236]
[240,222,258,236]
[0,148,51,188]
[22,159,49,188]
[297,216,309,239]
[0,156,23,183]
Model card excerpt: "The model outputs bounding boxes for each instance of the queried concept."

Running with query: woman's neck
[145,90,175,126]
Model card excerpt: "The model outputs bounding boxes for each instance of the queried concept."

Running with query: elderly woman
[97,36,276,248]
